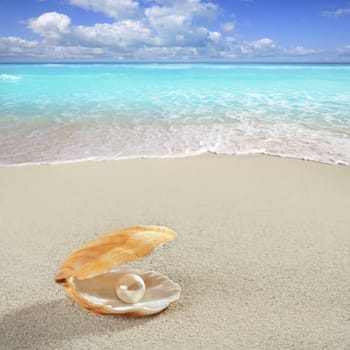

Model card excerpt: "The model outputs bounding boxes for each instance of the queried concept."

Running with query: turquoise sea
[0,63,349,165]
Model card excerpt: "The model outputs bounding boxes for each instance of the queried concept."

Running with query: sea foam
[0,74,21,81]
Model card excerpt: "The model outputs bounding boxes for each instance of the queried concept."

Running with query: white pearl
[116,273,146,304]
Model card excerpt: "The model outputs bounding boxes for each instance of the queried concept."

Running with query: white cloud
[0,0,339,61]
[219,38,323,60]
[0,30,328,61]
[1,0,220,61]
[73,21,153,48]
[0,36,38,50]
[120,45,200,60]
[28,12,71,40]
[68,0,140,20]
[42,45,106,59]
[285,46,321,56]
[27,12,153,49]
[231,38,277,56]
[25,1,219,51]
[0,35,106,60]
[322,7,350,17]
[249,38,276,50]
[208,31,221,42]
[68,0,218,22]
[221,22,235,32]
[151,0,218,20]
[143,0,218,46]
[145,6,190,45]
[337,44,350,55]
[218,37,276,58]
[0,36,38,57]
[145,6,189,31]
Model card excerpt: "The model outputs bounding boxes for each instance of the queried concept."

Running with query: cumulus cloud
[73,21,153,48]
[219,38,322,60]
[144,4,212,47]
[150,0,218,20]
[0,36,38,50]
[249,38,276,49]
[0,35,106,60]
[238,38,277,55]
[0,36,38,57]
[49,46,105,58]
[221,22,235,32]
[208,31,221,42]
[68,0,218,22]
[337,44,350,56]
[284,46,321,56]
[28,12,71,40]
[22,0,220,54]
[0,0,332,61]
[322,7,350,17]
[68,0,140,20]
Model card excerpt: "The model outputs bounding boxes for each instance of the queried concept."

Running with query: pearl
[116,274,146,304]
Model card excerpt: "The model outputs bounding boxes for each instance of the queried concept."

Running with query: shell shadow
[0,298,151,350]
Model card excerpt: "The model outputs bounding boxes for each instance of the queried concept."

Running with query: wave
[0,119,349,166]
[0,74,21,81]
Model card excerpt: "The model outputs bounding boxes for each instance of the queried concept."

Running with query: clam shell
[55,225,180,316]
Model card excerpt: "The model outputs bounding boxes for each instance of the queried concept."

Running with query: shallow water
[1,63,349,165]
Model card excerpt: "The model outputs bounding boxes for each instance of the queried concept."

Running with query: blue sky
[0,0,350,62]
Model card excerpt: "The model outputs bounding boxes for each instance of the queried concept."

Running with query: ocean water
[0,63,349,165]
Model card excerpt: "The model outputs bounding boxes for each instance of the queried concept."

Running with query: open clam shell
[55,225,181,316]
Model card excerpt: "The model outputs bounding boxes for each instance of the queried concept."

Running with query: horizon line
[1,61,350,64]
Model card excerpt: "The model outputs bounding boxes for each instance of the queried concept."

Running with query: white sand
[0,154,350,349]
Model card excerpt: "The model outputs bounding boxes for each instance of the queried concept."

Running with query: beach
[0,154,349,349]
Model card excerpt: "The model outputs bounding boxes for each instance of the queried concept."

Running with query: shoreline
[1,154,350,349]
[0,150,349,168]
